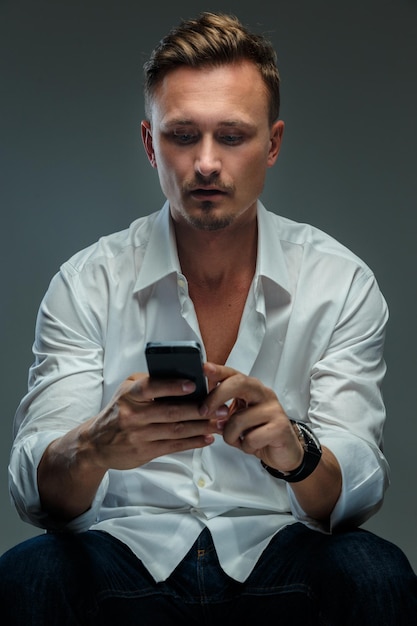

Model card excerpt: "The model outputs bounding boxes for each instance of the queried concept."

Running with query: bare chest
[190,283,250,365]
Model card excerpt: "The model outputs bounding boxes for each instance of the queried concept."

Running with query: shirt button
[177,278,186,289]
[197,477,206,488]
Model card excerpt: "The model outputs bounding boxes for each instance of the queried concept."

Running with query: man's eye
[220,134,244,145]
[172,132,197,144]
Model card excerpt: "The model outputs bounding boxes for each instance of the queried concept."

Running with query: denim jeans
[0,523,416,625]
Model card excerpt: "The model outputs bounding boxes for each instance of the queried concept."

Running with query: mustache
[183,174,233,193]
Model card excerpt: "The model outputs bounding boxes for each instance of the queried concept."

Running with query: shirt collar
[134,201,181,292]
[255,201,291,296]
[134,200,291,295]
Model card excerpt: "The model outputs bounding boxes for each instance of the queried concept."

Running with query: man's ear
[267,120,285,167]
[141,120,157,168]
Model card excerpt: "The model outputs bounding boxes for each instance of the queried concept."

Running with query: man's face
[142,61,284,232]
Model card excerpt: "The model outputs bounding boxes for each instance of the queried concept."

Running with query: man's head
[143,12,280,125]
[141,13,284,233]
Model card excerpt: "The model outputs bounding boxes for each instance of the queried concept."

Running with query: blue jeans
[0,524,416,625]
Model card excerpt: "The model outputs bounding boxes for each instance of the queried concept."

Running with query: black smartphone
[145,340,208,402]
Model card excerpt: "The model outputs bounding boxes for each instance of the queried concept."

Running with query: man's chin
[186,214,233,232]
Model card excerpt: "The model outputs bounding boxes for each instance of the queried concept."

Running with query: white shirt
[9,201,390,583]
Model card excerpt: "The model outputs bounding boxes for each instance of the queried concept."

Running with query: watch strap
[260,420,322,483]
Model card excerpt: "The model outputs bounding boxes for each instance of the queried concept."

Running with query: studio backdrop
[1,0,416,570]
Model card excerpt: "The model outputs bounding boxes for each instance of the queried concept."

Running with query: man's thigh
[1,524,415,626]
[0,530,179,625]
[245,522,417,626]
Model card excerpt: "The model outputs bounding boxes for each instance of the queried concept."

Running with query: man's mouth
[190,187,226,199]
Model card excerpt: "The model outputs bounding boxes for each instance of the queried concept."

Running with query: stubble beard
[184,200,234,232]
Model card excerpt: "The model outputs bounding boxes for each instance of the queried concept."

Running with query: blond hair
[143,12,280,124]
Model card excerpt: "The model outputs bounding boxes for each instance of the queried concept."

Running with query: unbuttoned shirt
[9,201,390,583]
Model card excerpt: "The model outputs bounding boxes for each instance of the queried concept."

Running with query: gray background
[1,0,416,570]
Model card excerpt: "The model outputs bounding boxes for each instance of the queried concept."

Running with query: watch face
[298,423,322,453]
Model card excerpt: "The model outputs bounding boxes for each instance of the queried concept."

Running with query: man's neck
[173,219,258,364]
[174,219,258,288]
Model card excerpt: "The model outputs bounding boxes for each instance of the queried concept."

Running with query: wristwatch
[260,420,322,483]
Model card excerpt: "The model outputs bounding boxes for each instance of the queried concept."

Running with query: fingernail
[215,406,229,417]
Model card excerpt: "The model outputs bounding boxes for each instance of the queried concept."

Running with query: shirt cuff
[287,432,390,533]
[9,432,109,533]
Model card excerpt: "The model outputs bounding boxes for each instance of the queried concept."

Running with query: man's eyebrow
[218,120,254,129]
[163,119,194,127]
[162,119,254,129]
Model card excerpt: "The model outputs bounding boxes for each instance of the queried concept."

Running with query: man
[1,11,416,625]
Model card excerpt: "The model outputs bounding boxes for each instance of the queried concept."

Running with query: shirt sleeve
[287,432,389,533]
[288,269,390,532]
[9,431,110,532]
[8,263,110,530]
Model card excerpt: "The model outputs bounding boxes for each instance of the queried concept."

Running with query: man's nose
[195,137,221,177]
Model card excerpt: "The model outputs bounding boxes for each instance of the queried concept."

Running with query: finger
[144,433,216,460]
[123,375,198,404]
[201,368,277,416]
[203,362,238,387]
[143,400,222,426]
[118,391,224,436]
[141,413,220,441]
[221,402,273,448]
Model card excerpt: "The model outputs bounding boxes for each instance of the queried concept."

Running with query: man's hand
[201,362,305,473]
[37,372,224,520]
[83,372,223,471]
[202,362,342,521]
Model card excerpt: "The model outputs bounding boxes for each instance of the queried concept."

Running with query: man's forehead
[149,63,269,126]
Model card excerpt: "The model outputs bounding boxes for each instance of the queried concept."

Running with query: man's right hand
[83,372,222,471]
[37,372,224,521]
